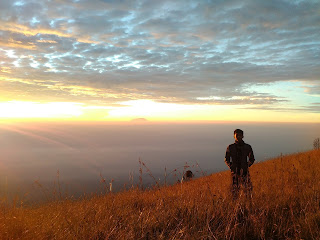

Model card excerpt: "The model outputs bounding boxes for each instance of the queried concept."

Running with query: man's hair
[234,129,244,135]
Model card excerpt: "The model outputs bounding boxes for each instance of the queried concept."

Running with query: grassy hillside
[1,150,320,239]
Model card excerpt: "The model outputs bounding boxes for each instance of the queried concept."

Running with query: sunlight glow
[0,100,317,123]
[0,101,83,119]
[108,100,194,120]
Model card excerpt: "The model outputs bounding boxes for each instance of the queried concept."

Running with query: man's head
[234,129,244,142]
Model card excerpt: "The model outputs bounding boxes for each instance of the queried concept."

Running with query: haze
[0,121,318,202]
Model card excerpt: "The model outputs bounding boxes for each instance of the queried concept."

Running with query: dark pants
[231,170,252,198]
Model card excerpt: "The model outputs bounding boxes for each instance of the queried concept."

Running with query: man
[225,129,255,198]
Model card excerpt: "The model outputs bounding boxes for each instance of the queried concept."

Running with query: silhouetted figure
[181,170,194,183]
[225,129,255,198]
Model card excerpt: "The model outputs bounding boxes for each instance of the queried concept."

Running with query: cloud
[0,0,319,111]
[242,102,320,113]
[302,103,320,113]
[300,82,320,95]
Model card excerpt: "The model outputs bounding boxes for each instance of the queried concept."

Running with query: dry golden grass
[1,150,320,239]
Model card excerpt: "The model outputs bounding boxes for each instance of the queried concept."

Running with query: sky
[0,0,319,122]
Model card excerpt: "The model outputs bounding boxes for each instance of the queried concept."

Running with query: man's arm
[248,145,255,167]
[224,145,231,168]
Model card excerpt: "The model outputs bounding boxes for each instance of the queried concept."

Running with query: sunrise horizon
[0,97,319,123]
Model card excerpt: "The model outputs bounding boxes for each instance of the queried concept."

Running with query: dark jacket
[225,141,255,175]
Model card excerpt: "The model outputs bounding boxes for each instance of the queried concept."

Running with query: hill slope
[1,150,320,239]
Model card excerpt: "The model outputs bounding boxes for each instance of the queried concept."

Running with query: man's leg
[231,173,240,199]
[243,171,253,198]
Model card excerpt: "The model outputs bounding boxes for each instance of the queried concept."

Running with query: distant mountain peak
[130,118,148,122]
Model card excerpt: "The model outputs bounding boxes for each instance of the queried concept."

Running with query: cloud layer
[0,0,319,112]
